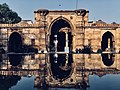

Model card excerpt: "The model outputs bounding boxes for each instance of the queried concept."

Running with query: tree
[0,3,21,24]
[81,45,93,54]
[97,48,102,53]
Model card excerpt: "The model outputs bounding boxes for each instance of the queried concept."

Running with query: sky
[0,0,120,23]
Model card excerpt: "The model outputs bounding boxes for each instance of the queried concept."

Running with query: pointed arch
[101,31,114,51]
[49,16,74,35]
[8,32,23,53]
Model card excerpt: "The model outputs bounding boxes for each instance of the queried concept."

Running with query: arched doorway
[101,31,115,66]
[8,32,23,53]
[49,18,73,80]
[101,31,114,51]
[8,32,23,66]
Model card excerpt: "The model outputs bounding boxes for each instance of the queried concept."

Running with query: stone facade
[0,9,120,52]
[1,9,120,87]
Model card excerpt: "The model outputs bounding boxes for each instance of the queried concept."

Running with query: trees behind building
[0,3,21,24]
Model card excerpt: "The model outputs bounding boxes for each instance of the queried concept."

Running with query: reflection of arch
[0,75,21,90]
[102,54,115,66]
[101,31,114,51]
[9,54,23,66]
[49,17,73,80]
[8,32,23,53]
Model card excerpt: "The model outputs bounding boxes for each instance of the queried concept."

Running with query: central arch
[49,18,73,80]
[101,31,114,51]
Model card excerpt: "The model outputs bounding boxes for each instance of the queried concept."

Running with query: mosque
[0,8,120,87]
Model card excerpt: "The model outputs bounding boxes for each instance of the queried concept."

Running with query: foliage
[75,45,93,54]
[81,45,93,54]
[22,45,38,53]
[97,48,102,53]
[0,3,21,24]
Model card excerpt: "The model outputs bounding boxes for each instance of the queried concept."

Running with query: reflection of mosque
[0,75,21,90]
[0,54,120,89]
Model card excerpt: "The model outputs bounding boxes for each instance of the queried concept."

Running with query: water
[2,74,120,90]
[10,76,35,90]
[0,54,120,90]
[88,74,120,90]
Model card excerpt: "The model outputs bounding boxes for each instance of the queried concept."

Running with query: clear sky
[0,0,120,23]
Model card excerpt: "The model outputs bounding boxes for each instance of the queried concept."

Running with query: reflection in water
[0,75,21,90]
[8,54,23,66]
[0,54,120,90]
[50,54,73,80]
[101,54,115,66]
[89,74,120,90]
[49,19,73,81]
[10,76,35,90]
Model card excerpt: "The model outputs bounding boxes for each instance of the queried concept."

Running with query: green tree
[0,3,21,24]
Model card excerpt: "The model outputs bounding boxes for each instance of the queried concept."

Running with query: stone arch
[48,17,74,51]
[48,16,74,35]
[8,32,23,66]
[101,31,114,51]
[8,32,23,53]
[48,16,74,81]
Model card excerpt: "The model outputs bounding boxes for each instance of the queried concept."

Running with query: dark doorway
[101,31,114,51]
[8,32,23,53]
[50,19,73,80]
[8,32,23,66]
